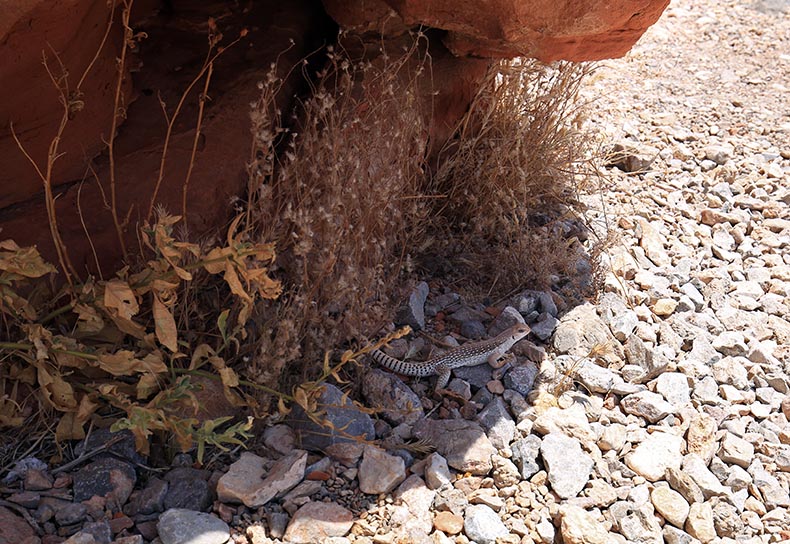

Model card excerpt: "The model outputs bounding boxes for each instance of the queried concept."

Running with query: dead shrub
[247,40,431,387]
[427,59,602,297]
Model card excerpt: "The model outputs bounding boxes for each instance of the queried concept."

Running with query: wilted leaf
[36,364,78,411]
[217,366,239,388]
[0,240,57,278]
[0,285,37,320]
[153,293,178,352]
[136,372,162,399]
[97,350,167,376]
[0,395,24,428]
[104,279,139,320]
[55,413,85,442]
[203,247,234,275]
[74,303,105,335]
[24,324,52,361]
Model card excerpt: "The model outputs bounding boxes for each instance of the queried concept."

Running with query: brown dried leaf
[74,303,105,335]
[55,413,85,442]
[136,372,162,399]
[223,261,251,302]
[104,279,139,320]
[0,240,57,278]
[36,364,78,411]
[203,246,234,274]
[98,350,167,376]
[153,293,178,352]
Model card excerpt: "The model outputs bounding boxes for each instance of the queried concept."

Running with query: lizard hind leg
[434,365,451,391]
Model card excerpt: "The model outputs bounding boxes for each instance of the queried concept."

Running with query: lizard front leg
[487,348,513,369]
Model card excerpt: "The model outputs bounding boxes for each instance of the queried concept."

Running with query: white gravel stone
[625,431,684,481]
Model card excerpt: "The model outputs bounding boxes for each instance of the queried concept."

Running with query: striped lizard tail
[370,349,437,377]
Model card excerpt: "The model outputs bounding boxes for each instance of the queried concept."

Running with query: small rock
[476,397,516,450]
[362,369,424,425]
[395,281,429,331]
[654,373,692,408]
[433,512,464,535]
[163,468,212,512]
[625,431,683,481]
[620,391,675,423]
[531,314,559,341]
[216,450,306,507]
[653,298,678,316]
[289,383,375,452]
[559,504,610,544]
[413,419,495,475]
[262,425,296,455]
[651,486,690,527]
[503,363,539,395]
[488,306,526,336]
[463,504,509,544]
[685,502,716,543]
[541,433,594,499]
[358,446,406,494]
[282,502,353,543]
[157,508,230,544]
[665,467,705,505]
[717,432,754,468]
[72,458,136,504]
[681,454,728,499]
[510,435,541,479]
[424,453,452,490]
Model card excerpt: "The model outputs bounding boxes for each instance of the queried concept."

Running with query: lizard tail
[370,349,436,377]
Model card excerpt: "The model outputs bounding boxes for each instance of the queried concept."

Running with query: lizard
[370,323,531,391]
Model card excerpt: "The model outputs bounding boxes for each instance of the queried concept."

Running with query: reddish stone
[0,506,37,543]
[109,514,135,534]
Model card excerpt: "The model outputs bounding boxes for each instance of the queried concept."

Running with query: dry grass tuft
[427,59,602,297]
[247,40,431,387]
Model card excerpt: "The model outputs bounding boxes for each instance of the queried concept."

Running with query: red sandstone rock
[324,0,670,61]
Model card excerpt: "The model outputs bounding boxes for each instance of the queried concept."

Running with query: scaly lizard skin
[371,323,531,391]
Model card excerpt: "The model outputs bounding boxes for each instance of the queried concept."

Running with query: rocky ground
[2,0,790,543]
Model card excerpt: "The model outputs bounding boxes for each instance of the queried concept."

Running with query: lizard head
[508,323,531,342]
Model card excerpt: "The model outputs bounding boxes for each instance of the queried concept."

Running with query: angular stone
[476,397,516,450]
[362,369,424,425]
[552,303,622,361]
[625,431,683,481]
[157,509,230,544]
[0,506,36,543]
[665,468,705,505]
[289,383,375,451]
[395,281,429,331]
[510,435,541,479]
[654,373,691,409]
[541,433,593,499]
[216,450,306,508]
[163,474,211,513]
[681,455,728,500]
[433,511,464,535]
[282,502,353,543]
[358,446,406,494]
[72,458,136,504]
[685,502,715,544]
[651,486,690,528]
[533,404,596,445]
[717,432,754,469]
[463,504,509,544]
[424,453,452,490]
[559,504,610,544]
[413,419,495,475]
[392,475,436,535]
[620,391,675,423]
[686,414,718,463]
[503,363,540,397]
